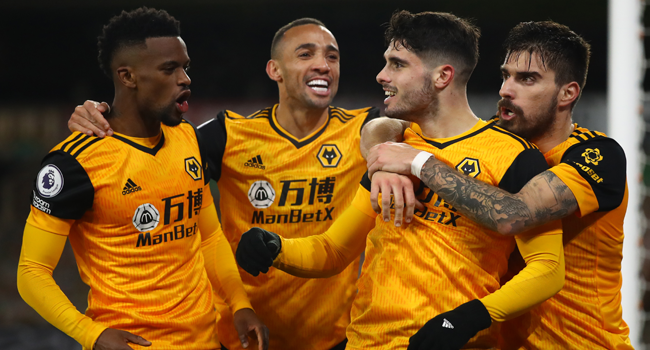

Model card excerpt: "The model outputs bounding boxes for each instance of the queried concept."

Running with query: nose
[312,54,331,74]
[179,69,191,86]
[499,77,513,99]
[376,65,390,85]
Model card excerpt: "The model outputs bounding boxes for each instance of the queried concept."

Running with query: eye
[184,66,191,72]
[394,62,403,69]
[298,52,311,58]
[328,54,339,61]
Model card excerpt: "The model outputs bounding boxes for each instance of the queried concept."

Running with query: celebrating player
[236,11,565,350]
[17,7,268,350]
[366,21,632,349]
[67,18,379,350]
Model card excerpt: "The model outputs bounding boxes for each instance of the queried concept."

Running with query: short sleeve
[198,111,228,182]
[549,137,626,216]
[31,151,94,220]
[498,148,549,193]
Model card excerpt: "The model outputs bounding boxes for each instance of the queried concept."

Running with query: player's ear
[432,64,454,89]
[266,59,283,82]
[116,66,137,88]
[557,81,580,108]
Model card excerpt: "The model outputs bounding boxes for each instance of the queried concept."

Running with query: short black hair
[504,21,591,106]
[270,18,326,59]
[97,7,181,79]
[384,10,480,84]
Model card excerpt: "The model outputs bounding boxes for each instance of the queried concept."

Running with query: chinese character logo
[581,148,603,165]
[455,157,481,178]
[185,157,202,181]
[36,164,64,198]
[317,144,342,168]
[248,180,276,209]
[132,203,160,232]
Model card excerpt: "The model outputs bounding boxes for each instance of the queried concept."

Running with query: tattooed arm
[419,157,578,235]
[366,141,578,235]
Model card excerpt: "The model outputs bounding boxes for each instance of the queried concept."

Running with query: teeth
[384,91,396,96]
[307,79,329,87]
[310,86,328,93]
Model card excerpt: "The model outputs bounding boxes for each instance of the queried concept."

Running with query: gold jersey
[347,120,554,350]
[500,125,632,349]
[27,121,220,349]
[198,104,379,350]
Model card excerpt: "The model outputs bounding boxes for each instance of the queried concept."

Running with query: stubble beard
[496,95,557,142]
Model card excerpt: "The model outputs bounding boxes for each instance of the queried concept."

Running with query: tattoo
[419,158,578,235]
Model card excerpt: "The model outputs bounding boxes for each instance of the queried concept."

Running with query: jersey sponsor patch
[581,148,603,165]
[132,203,161,232]
[245,155,266,170]
[36,164,64,198]
[317,144,342,168]
[248,181,276,209]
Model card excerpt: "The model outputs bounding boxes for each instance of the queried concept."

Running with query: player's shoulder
[483,120,538,153]
[50,132,105,161]
[225,107,273,122]
[563,125,625,163]
[329,106,379,125]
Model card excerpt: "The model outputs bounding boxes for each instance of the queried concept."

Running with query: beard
[384,75,437,122]
[496,94,557,142]
[141,100,183,127]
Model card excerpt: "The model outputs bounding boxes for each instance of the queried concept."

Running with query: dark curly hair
[504,21,591,107]
[97,7,181,79]
[270,18,327,59]
[384,10,480,84]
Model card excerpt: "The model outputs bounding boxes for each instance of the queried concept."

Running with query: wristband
[411,151,433,179]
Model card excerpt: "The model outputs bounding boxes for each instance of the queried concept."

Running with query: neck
[108,91,161,138]
[416,86,478,139]
[275,96,329,140]
[530,110,574,154]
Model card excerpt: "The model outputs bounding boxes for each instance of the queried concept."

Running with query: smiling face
[274,24,340,109]
[127,36,191,126]
[376,42,436,121]
[496,51,559,141]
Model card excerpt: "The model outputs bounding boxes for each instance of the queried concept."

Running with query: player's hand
[233,308,270,350]
[94,328,151,350]
[236,227,282,276]
[68,100,113,138]
[407,300,491,350]
[367,142,421,179]
[370,171,424,226]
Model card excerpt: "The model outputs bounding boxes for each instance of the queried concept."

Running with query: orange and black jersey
[501,125,631,349]
[197,105,380,350]
[346,119,559,350]
[27,120,223,350]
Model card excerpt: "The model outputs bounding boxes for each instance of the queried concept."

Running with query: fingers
[239,332,250,349]
[380,180,392,223]
[82,100,111,137]
[367,161,381,181]
[122,331,151,347]
[254,325,269,350]
[69,108,106,137]
[403,180,416,224]
[370,182,381,214]
[392,181,405,227]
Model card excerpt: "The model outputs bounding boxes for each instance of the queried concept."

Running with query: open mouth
[500,106,518,121]
[176,90,191,113]
[384,89,396,103]
[307,78,330,95]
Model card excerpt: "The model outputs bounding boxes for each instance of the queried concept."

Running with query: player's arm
[409,222,564,350]
[237,181,377,278]
[18,216,151,350]
[367,141,580,235]
[68,100,113,137]
[359,117,410,159]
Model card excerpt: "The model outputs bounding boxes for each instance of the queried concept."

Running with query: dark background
[0,1,608,349]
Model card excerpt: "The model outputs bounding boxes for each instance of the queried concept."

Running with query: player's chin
[161,111,183,127]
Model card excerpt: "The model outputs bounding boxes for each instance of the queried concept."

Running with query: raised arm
[359,117,409,159]
[366,142,578,235]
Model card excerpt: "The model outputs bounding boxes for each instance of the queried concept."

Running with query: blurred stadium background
[2,0,643,348]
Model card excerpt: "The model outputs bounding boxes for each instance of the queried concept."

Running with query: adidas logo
[442,318,454,329]
[244,155,266,170]
[122,178,142,195]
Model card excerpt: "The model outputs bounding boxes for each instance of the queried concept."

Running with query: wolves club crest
[455,157,481,178]
[317,144,342,168]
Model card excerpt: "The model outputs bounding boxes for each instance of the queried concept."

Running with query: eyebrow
[500,66,542,79]
[387,56,408,66]
[294,43,340,53]
[160,59,190,68]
